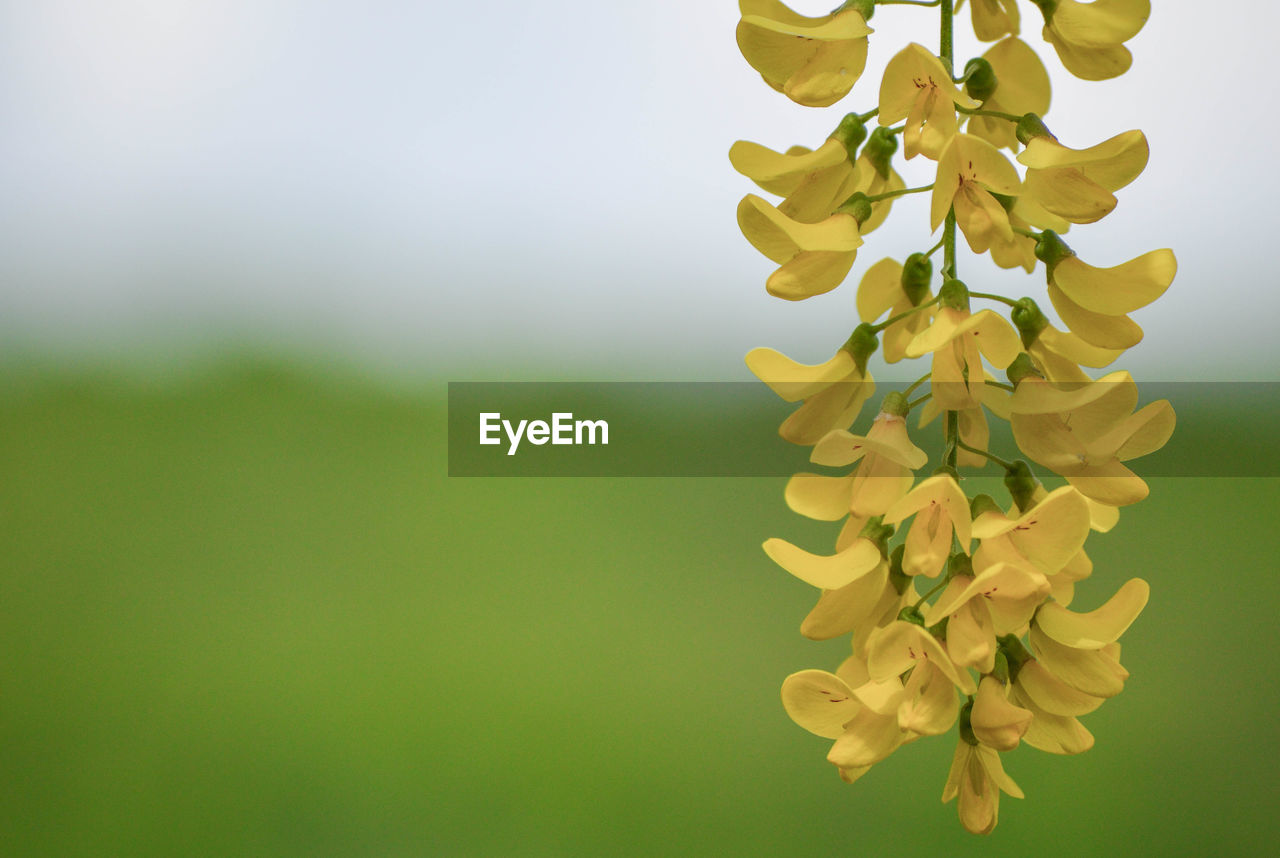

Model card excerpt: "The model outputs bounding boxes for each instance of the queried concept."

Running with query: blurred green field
[0,360,1275,856]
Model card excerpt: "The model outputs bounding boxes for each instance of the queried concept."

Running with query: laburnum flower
[738,193,863,300]
[906,283,1022,411]
[745,342,876,446]
[882,475,973,578]
[1011,298,1123,384]
[763,521,885,591]
[962,0,1022,42]
[931,134,1021,253]
[737,0,874,107]
[785,404,928,521]
[780,657,910,783]
[988,207,1040,272]
[800,551,896,643]
[1009,371,1175,505]
[1030,0,1150,81]
[917,380,1010,469]
[966,38,1050,151]
[855,255,935,363]
[1017,122,1149,224]
[971,675,1033,751]
[1007,640,1105,753]
[1034,231,1176,349]
[942,715,1024,834]
[879,44,977,160]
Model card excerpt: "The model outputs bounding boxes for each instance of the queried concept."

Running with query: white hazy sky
[0,1,1274,379]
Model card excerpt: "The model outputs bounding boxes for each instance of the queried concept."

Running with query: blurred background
[1,1,1277,855]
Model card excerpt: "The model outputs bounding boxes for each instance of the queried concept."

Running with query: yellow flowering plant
[733,0,1171,835]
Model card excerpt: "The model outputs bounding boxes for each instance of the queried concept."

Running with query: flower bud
[863,127,898,180]
[938,278,970,311]
[901,252,933,306]
[964,57,998,103]
[1015,112,1054,146]
[832,112,869,161]
[1011,297,1050,349]
[1003,460,1039,513]
[958,698,979,746]
[843,322,879,375]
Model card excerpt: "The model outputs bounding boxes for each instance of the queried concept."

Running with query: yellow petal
[801,560,889,640]
[1037,324,1124,369]
[1052,249,1176,315]
[784,30,869,107]
[867,621,976,694]
[767,249,858,300]
[898,662,960,736]
[972,486,1091,574]
[1085,496,1120,532]
[1048,283,1144,349]
[883,474,973,549]
[1045,26,1132,81]
[1050,0,1149,48]
[763,536,881,590]
[1028,623,1128,697]
[1065,459,1149,507]
[1012,685,1095,754]
[781,669,861,739]
[729,138,848,196]
[971,676,1032,751]
[779,374,876,445]
[856,257,906,323]
[745,346,855,402]
[1036,578,1149,649]
[1014,657,1104,716]
[1024,167,1117,224]
[982,38,1049,118]
[826,707,904,768]
[785,472,855,521]
[947,599,996,672]
[1017,130,1148,191]
[970,0,1021,42]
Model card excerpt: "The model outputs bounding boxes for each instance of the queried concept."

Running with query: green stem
[1013,226,1042,239]
[904,371,932,397]
[957,105,1022,123]
[969,291,1017,307]
[857,108,880,122]
[943,210,957,279]
[984,379,1015,392]
[945,409,959,470]
[914,575,950,610]
[956,438,1016,470]
[872,296,940,332]
[925,236,946,257]
[940,0,954,74]
[907,392,933,410]
[880,0,942,6]
[865,183,934,203]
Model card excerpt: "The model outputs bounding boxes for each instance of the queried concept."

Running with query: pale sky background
[0,1,1274,380]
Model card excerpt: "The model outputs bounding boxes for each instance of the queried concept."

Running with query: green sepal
[1016,112,1054,146]
[963,57,997,103]
[1011,297,1050,350]
[938,278,970,311]
[969,493,1001,520]
[946,552,973,581]
[928,615,949,641]
[1003,460,1039,513]
[831,113,869,161]
[997,633,1033,683]
[888,544,911,595]
[959,698,979,746]
[1005,352,1041,386]
[1034,230,1076,279]
[880,390,910,418]
[836,192,874,226]
[858,515,895,555]
[989,191,1017,213]
[863,127,898,180]
[933,464,960,482]
[842,322,879,375]
[837,0,876,21]
[897,604,925,626]
[990,650,1010,685]
[901,252,933,306]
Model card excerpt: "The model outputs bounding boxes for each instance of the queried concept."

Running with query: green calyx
[933,464,960,482]
[946,552,973,581]
[963,57,997,103]
[901,252,933,306]
[1003,460,1039,513]
[1034,230,1076,279]
[991,650,1011,685]
[1011,297,1050,350]
[969,493,1001,520]
[837,0,876,21]
[897,604,925,626]
[888,544,911,595]
[958,699,979,746]
[928,615,949,641]
[1005,352,1041,386]
[997,633,1033,682]
[880,390,910,418]
[1027,0,1058,25]
[989,191,1017,214]
[858,515,896,553]
[836,192,874,226]
[863,127,898,180]
[1015,112,1054,146]
[843,323,879,375]
[831,113,869,161]
[938,278,970,311]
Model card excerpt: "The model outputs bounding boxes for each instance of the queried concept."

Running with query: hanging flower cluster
[733,0,1171,834]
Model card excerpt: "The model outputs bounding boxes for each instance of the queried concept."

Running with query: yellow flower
[1009,372,1176,505]
[930,134,1021,252]
[963,0,1021,42]
[868,619,977,695]
[1032,0,1150,81]
[737,193,863,301]
[737,0,874,107]
[788,408,928,520]
[799,555,904,644]
[855,257,935,363]
[1026,578,1147,700]
[729,137,849,199]
[1011,297,1123,384]
[1018,126,1149,224]
[882,475,973,578]
[971,675,1033,751]
[906,303,1022,411]
[1033,231,1176,349]
[966,38,1050,151]
[971,484,1093,578]
[745,344,876,445]
[879,44,977,160]
[918,387,1006,469]
[942,736,1023,835]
